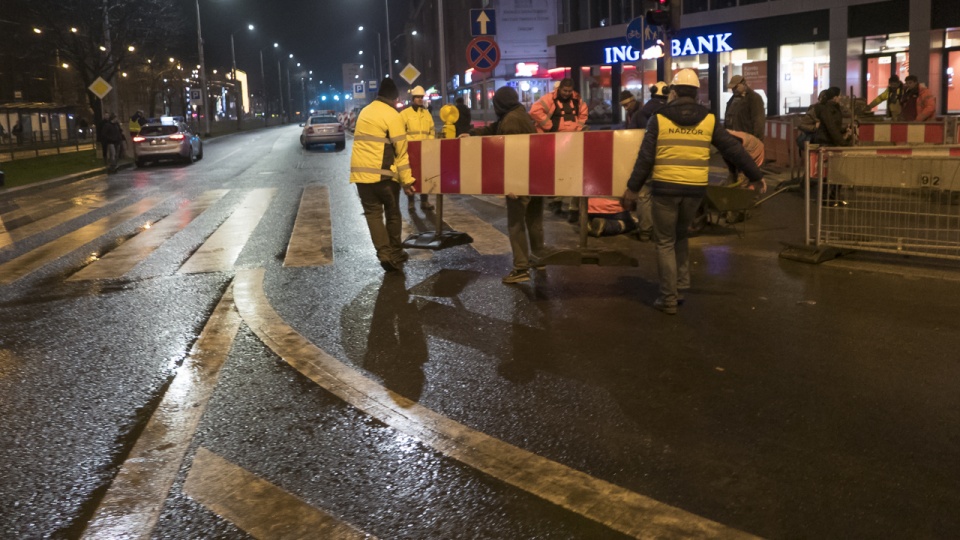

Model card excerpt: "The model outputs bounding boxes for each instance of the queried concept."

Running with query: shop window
[779,42,829,114]
[864,33,909,55]
[711,0,737,9]
[580,66,613,124]
[948,51,960,113]
[683,0,709,14]
[946,28,960,49]
[718,47,768,121]
[865,52,909,114]
[622,59,659,102]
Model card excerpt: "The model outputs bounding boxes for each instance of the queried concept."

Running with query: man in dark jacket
[468,86,542,284]
[629,81,668,129]
[454,97,472,137]
[813,87,850,147]
[724,74,766,140]
[623,69,766,314]
[100,113,124,172]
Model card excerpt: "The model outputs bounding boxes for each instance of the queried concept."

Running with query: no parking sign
[465,36,500,73]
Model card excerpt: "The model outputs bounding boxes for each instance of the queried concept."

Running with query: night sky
[194,0,413,95]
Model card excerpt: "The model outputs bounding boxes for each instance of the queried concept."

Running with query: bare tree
[17,0,190,121]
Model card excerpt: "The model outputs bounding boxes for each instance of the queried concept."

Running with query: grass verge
[0,151,108,189]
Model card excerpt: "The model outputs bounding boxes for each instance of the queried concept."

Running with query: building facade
[549,0,960,123]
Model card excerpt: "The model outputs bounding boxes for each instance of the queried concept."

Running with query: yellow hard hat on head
[411,85,426,96]
[671,69,700,88]
[651,81,668,96]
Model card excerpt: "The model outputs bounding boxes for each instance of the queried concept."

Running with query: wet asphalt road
[1,124,959,539]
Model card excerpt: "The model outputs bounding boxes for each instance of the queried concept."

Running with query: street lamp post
[260,42,278,118]
[194,0,210,136]
[230,24,254,130]
[286,55,294,121]
[385,0,393,78]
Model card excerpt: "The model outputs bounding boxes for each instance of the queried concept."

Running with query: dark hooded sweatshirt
[471,87,535,137]
[626,96,763,198]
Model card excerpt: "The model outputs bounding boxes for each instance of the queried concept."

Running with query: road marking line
[438,197,509,256]
[179,188,276,274]
[184,447,372,540]
[69,190,229,281]
[83,284,242,539]
[0,194,168,285]
[233,268,757,539]
[0,184,146,249]
[284,185,333,267]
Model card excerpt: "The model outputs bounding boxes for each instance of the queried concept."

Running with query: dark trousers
[356,180,404,264]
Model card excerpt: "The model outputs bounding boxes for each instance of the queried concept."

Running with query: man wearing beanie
[619,90,639,126]
[350,78,417,272]
[466,86,543,284]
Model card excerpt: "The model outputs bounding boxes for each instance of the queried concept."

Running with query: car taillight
[168,133,185,140]
[132,136,145,143]
[307,127,315,134]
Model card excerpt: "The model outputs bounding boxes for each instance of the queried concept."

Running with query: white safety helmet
[671,69,700,88]
[411,85,426,97]
[651,81,668,97]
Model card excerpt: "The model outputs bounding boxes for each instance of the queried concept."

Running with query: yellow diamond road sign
[399,64,420,85]
[88,77,113,99]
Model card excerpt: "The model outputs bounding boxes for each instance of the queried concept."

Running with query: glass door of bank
[864,52,909,115]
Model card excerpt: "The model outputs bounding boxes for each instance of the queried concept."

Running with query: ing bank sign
[603,32,734,64]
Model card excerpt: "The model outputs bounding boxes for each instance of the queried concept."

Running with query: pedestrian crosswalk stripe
[178,188,276,275]
[82,285,242,538]
[68,190,229,281]
[0,194,170,285]
[0,184,146,249]
[439,197,509,256]
[284,185,333,267]
[183,447,372,540]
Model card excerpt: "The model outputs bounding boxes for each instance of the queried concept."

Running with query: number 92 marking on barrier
[919,174,941,187]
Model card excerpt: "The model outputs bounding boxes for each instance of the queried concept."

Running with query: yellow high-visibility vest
[652,114,715,187]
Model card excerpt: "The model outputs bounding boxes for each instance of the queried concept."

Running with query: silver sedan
[132,122,203,167]
[300,115,346,150]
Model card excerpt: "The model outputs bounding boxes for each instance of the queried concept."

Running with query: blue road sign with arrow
[471,9,496,36]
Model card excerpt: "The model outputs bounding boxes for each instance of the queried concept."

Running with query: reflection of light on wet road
[234,268,757,540]
[83,285,242,538]
[703,244,734,276]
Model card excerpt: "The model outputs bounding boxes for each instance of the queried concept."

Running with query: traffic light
[646,0,672,29]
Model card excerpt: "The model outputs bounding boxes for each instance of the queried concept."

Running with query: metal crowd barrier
[804,144,960,261]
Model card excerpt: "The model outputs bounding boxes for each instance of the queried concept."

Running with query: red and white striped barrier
[408,131,643,197]
[857,121,946,145]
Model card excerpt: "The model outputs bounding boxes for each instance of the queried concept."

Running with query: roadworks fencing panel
[814,146,960,260]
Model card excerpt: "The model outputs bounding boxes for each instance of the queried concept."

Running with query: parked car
[132,122,203,167]
[300,115,345,150]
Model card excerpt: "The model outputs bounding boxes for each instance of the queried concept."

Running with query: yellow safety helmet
[671,69,700,88]
[411,85,426,96]
[651,81,668,96]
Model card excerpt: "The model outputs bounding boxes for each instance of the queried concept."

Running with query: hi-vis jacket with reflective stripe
[350,99,415,186]
[652,114,715,187]
[399,106,436,141]
[626,97,763,197]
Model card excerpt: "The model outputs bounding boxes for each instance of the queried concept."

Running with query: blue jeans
[357,180,404,264]
[652,195,702,304]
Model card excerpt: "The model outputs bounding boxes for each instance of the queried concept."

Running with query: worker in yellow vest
[622,69,766,315]
[399,85,436,211]
[128,110,145,137]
